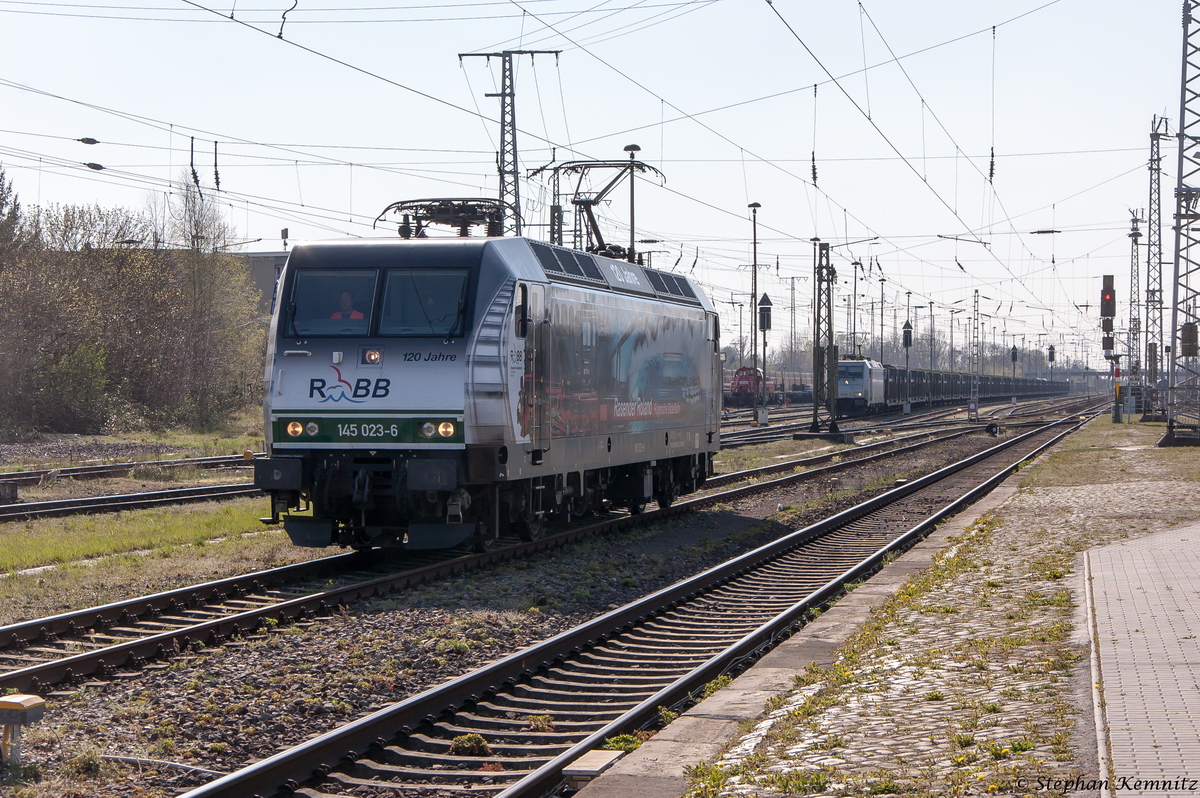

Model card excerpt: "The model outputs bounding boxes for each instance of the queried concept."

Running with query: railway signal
[758,294,772,332]
[1101,275,1116,318]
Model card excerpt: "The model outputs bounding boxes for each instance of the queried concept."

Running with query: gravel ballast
[0,432,1008,797]
[679,419,1196,798]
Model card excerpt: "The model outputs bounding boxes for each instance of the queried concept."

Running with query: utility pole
[459,49,560,236]
[929,301,936,371]
[850,259,861,354]
[969,290,981,421]
[749,203,762,423]
[809,241,839,433]
[904,291,912,413]
[1167,3,1200,442]
[1145,116,1169,419]
[790,276,797,379]
[879,277,885,363]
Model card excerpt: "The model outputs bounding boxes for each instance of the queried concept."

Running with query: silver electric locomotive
[254,237,722,550]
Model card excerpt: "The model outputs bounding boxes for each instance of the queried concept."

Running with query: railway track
[175,415,1088,798]
[0,424,991,696]
[0,482,261,522]
[0,412,972,523]
[0,453,256,488]
[0,397,1091,523]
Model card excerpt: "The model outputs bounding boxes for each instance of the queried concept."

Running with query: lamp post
[1011,344,1018,404]
[879,277,885,362]
[749,202,762,422]
[624,144,640,263]
[905,291,912,413]
[929,301,936,371]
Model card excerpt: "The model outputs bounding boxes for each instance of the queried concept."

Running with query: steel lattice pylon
[459,49,559,237]
[809,242,839,433]
[1168,2,1200,440]
[1129,213,1143,383]
[1147,117,1168,386]
[969,290,981,421]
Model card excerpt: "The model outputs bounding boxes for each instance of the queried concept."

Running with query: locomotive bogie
[255,237,722,550]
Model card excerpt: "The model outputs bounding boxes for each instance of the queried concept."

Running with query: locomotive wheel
[568,492,591,519]
[515,515,545,542]
[628,501,646,515]
[472,521,497,553]
[656,478,679,510]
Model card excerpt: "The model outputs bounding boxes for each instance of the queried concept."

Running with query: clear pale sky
[0,0,1182,365]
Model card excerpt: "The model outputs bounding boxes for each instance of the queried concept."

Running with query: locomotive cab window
[838,363,864,383]
[379,269,470,337]
[287,269,376,337]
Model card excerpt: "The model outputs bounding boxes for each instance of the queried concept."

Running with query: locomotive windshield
[282,266,471,339]
[838,363,864,381]
[287,269,377,336]
[379,269,469,336]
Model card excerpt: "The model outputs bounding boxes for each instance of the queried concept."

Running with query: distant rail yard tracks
[163,416,1088,798]
[1,422,1010,696]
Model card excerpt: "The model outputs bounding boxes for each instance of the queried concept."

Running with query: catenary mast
[1167,2,1200,442]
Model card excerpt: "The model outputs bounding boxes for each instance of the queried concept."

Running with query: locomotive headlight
[438,421,455,438]
[305,422,320,436]
[420,422,437,438]
[363,349,382,365]
[286,421,303,437]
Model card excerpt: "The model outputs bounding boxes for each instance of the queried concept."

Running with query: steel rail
[0,421,983,694]
[0,454,257,488]
[704,427,972,489]
[0,483,261,522]
[174,417,1086,798]
[493,415,1089,798]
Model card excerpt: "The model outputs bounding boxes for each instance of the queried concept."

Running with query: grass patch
[0,408,265,473]
[0,499,274,572]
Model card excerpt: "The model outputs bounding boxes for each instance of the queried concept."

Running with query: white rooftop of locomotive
[276,236,716,313]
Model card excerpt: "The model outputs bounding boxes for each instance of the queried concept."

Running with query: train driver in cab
[330,290,364,320]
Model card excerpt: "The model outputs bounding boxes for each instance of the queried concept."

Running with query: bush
[0,168,265,435]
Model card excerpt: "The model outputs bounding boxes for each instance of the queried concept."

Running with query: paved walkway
[1088,526,1200,797]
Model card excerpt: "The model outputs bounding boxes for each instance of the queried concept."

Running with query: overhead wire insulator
[190,137,203,198]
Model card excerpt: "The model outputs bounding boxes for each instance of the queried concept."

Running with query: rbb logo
[309,378,391,400]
